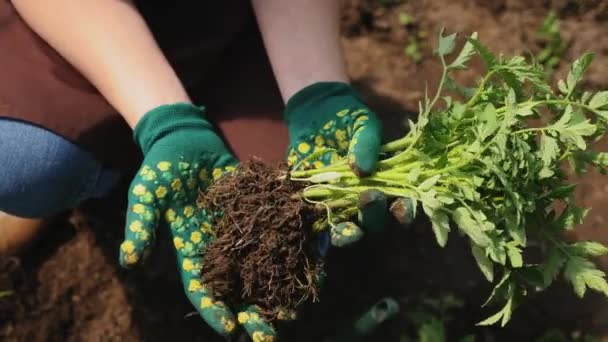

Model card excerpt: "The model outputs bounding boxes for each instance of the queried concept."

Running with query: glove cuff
[284,82,368,138]
[134,102,220,155]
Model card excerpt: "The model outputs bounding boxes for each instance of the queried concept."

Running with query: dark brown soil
[2,1,608,341]
[199,160,322,319]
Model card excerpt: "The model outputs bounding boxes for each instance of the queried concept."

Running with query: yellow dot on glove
[182,258,195,271]
[313,161,324,169]
[183,206,194,218]
[354,115,369,126]
[165,209,176,222]
[337,109,349,117]
[323,120,334,130]
[173,237,184,250]
[191,231,202,244]
[252,331,274,342]
[139,165,152,176]
[200,297,213,308]
[297,142,311,154]
[171,178,182,191]
[314,135,325,146]
[238,312,250,324]
[335,129,346,142]
[212,168,223,180]
[132,184,147,196]
[125,253,139,264]
[121,240,135,254]
[222,317,236,333]
[129,220,143,233]
[157,161,171,171]
[201,221,213,234]
[138,230,150,241]
[132,204,145,214]
[155,186,168,199]
[188,279,203,292]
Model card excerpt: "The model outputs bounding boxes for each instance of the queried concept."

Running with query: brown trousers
[0,1,289,173]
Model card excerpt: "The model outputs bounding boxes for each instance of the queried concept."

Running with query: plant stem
[466,70,496,107]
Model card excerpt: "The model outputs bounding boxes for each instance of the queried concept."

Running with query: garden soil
[2,1,608,341]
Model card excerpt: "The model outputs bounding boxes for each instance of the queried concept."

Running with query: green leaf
[468,37,497,68]
[566,53,594,94]
[589,91,608,110]
[418,318,446,342]
[557,79,568,95]
[430,211,450,247]
[479,103,499,140]
[540,247,566,287]
[452,207,491,247]
[564,256,608,298]
[477,296,513,327]
[515,102,538,117]
[556,202,589,231]
[482,271,511,307]
[398,12,415,26]
[419,175,441,191]
[472,244,494,282]
[569,241,608,258]
[540,135,559,166]
[507,244,523,268]
[449,32,478,70]
[436,29,457,56]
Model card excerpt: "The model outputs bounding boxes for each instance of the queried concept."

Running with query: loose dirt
[199,160,322,319]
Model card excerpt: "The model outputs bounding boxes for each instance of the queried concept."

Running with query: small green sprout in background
[535,10,569,77]
[399,12,427,64]
[0,290,14,299]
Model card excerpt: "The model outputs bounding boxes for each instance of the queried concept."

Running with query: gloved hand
[285,82,396,245]
[118,103,275,340]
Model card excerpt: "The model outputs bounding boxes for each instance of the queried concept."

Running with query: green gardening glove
[118,103,276,341]
[285,82,403,246]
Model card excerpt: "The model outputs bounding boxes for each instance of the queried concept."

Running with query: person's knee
[0,120,119,217]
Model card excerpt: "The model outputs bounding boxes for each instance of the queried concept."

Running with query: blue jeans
[0,119,121,218]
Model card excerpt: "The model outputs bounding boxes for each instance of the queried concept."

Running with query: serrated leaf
[540,135,559,166]
[515,102,538,116]
[449,32,478,70]
[472,245,494,282]
[540,247,566,287]
[589,91,608,110]
[566,53,594,94]
[436,29,457,56]
[569,241,608,257]
[556,202,589,231]
[564,256,608,298]
[468,37,497,68]
[452,207,491,247]
[431,211,450,247]
[477,297,513,327]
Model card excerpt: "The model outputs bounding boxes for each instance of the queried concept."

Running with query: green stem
[466,70,496,108]
[381,135,414,153]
